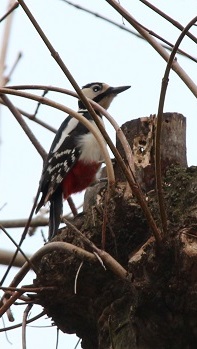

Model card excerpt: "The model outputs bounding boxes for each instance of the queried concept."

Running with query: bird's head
[78,82,130,110]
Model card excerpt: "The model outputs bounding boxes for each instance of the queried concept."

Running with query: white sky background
[0,0,197,348]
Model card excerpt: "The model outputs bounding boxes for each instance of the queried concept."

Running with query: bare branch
[0,217,48,229]
[4,52,22,85]
[0,286,57,293]
[0,1,19,23]
[0,249,30,268]
[22,304,33,349]
[0,0,16,86]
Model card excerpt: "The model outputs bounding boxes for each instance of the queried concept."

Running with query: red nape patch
[62,161,101,199]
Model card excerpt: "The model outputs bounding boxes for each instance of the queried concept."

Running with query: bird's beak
[110,85,131,95]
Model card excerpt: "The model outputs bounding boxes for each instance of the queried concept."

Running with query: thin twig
[55,328,59,349]
[155,16,197,236]
[0,286,57,293]
[22,304,33,349]
[0,0,15,86]
[33,89,48,118]
[74,261,83,294]
[4,52,22,85]
[74,338,81,349]
[0,1,19,23]
[1,316,12,344]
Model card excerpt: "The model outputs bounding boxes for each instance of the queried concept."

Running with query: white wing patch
[52,118,79,153]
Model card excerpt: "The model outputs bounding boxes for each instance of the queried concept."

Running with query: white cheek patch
[52,118,79,153]
[81,87,96,100]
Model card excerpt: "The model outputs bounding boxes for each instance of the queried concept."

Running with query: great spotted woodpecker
[36,82,130,239]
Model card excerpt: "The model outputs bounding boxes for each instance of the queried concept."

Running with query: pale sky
[0,1,197,348]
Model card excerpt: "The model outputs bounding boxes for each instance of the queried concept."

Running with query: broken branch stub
[115,113,187,191]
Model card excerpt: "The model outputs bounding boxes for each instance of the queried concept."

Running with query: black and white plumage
[36,82,130,239]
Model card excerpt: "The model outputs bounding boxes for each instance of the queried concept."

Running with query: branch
[0,1,19,23]
[0,249,31,268]
[0,217,48,229]
[0,0,16,86]
[22,304,33,349]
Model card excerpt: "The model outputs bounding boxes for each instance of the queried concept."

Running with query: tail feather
[49,189,63,240]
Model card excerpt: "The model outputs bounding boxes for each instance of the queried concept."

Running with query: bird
[36,82,130,239]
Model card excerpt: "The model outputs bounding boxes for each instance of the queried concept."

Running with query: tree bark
[34,113,197,349]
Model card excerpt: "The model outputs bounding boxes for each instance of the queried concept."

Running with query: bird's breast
[77,132,104,163]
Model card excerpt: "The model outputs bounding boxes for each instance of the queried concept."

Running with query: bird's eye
[93,85,101,92]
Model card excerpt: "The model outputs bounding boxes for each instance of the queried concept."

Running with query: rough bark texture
[34,113,197,349]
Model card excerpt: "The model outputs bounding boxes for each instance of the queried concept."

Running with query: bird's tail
[49,188,63,240]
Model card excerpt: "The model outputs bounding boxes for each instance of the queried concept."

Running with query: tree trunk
[35,113,197,349]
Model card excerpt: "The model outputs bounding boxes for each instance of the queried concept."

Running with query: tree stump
[115,112,187,191]
[34,113,197,349]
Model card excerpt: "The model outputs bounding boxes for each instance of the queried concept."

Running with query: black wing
[36,113,90,211]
